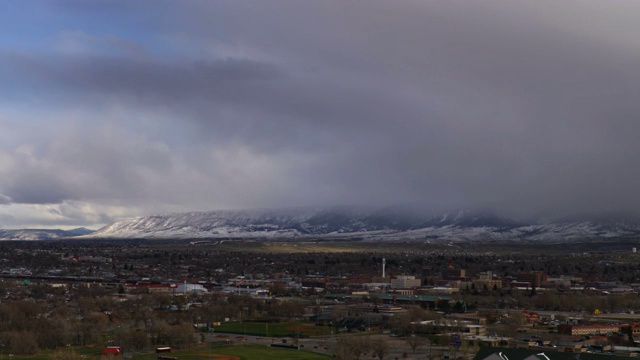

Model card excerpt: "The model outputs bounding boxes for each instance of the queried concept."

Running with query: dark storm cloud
[5,175,73,204]
[2,0,640,226]
[2,53,282,103]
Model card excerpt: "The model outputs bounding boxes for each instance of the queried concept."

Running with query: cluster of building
[52,256,639,305]
[558,323,640,336]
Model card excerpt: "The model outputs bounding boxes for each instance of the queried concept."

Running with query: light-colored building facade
[390,275,421,289]
[557,324,620,336]
[472,271,502,291]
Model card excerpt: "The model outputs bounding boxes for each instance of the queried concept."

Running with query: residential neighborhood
[2,240,640,359]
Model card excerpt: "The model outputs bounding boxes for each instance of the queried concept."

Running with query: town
[2,240,640,359]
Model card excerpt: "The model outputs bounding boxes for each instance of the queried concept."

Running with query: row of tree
[0,282,304,354]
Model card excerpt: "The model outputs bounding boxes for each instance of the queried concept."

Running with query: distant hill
[83,206,640,243]
[0,227,94,241]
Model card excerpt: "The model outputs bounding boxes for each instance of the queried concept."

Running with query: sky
[1,1,640,229]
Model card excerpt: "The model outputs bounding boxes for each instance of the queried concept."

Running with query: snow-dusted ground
[0,228,93,241]
[80,207,640,242]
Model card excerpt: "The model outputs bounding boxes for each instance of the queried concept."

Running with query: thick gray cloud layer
[1,1,640,227]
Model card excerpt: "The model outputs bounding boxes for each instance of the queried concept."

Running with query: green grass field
[162,345,331,360]
[6,344,330,360]
[212,321,329,337]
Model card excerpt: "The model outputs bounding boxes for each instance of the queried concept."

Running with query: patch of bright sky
[0,2,165,56]
[0,3,56,51]
[0,200,139,230]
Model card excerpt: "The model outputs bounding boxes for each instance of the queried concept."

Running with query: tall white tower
[382,258,386,278]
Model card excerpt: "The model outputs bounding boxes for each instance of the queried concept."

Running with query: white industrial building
[390,275,421,289]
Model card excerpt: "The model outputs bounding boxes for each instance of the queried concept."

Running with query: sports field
[212,321,329,337]
[5,344,330,360]
[166,345,331,360]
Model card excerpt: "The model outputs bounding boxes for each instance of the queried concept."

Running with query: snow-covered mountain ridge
[0,228,94,241]
[84,207,640,242]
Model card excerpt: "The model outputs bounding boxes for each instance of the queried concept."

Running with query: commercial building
[516,272,546,288]
[442,268,466,280]
[557,324,620,336]
[390,275,422,289]
[472,271,502,291]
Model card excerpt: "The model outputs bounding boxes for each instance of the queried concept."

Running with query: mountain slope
[0,227,94,241]
[84,207,640,242]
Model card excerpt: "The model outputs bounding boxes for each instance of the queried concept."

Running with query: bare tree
[407,334,427,354]
[336,336,371,360]
[6,331,39,355]
[335,339,352,360]
[371,338,390,360]
[390,313,414,337]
